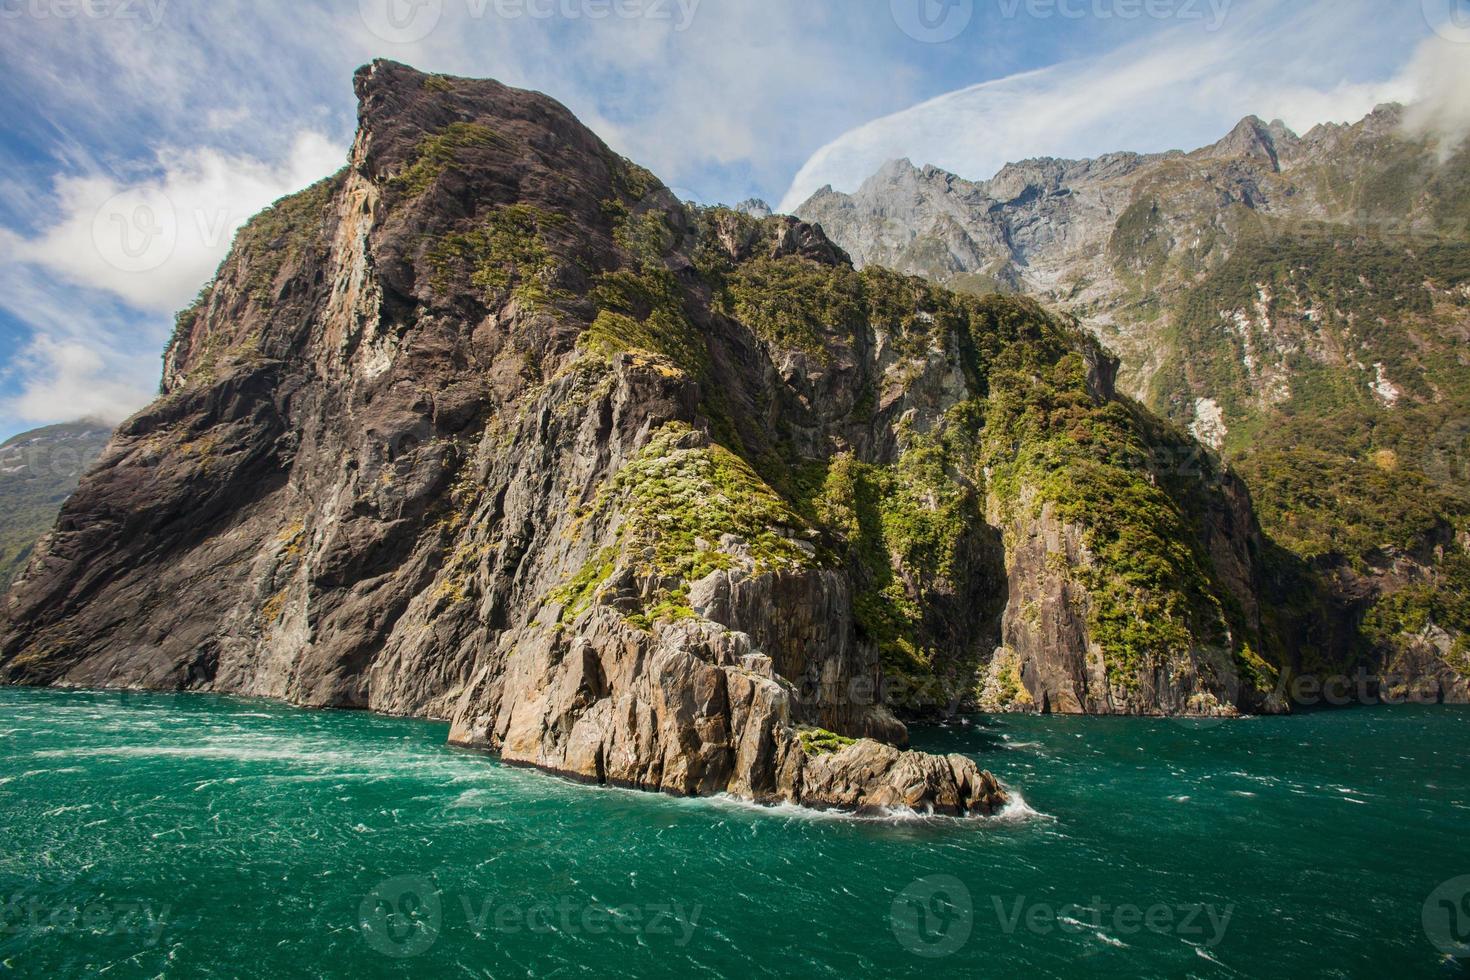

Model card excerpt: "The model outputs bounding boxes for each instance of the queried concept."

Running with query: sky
[0,0,1464,440]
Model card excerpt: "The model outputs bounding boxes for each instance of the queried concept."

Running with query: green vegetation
[797,726,857,755]
[1144,227,1470,672]
[614,423,813,581]
[391,122,504,196]
[233,169,346,304]
[809,428,989,695]
[720,257,866,357]
[1153,233,1470,431]
[427,204,565,309]
[1109,196,1169,272]
[1363,550,1470,674]
[713,257,966,365]
[1237,448,1453,566]
[552,422,815,629]
[582,269,706,374]
[546,547,619,622]
[981,337,1245,689]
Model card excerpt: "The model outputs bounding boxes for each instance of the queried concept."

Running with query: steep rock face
[0,63,1283,813]
[798,107,1470,702]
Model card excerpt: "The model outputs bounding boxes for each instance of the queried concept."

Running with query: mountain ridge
[796,102,1470,702]
[0,420,112,591]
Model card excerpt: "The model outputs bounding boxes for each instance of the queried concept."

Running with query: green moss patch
[797,726,857,755]
[427,204,565,309]
[392,122,506,196]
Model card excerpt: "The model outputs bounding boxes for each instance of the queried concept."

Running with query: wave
[992,790,1055,825]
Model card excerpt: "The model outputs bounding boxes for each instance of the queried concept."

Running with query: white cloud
[777,0,1424,211]
[1401,34,1470,157]
[14,131,346,315]
[0,130,343,435]
[2,335,157,427]
[0,232,164,430]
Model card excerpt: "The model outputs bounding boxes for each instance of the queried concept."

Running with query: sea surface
[1,687,1468,978]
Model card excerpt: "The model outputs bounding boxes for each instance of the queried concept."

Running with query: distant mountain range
[796,106,1470,695]
[0,422,112,589]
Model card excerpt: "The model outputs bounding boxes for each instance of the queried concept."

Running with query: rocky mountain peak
[735,198,773,219]
[1202,114,1291,170]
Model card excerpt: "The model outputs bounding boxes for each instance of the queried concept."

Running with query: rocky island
[4,61,1438,815]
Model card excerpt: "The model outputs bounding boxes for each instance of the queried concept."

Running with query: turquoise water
[2,689,1468,978]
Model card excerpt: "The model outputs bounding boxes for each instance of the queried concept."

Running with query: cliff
[0,63,1294,813]
[797,108,1470,701]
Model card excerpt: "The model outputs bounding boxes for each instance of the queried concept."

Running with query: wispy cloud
[0,238,161,428]
[777,0,1432,211]
[0,131,346,435]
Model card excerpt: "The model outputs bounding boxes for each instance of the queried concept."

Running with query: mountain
[797,108,1470,702]
[0,61,1330,815]
[0,422,111,590]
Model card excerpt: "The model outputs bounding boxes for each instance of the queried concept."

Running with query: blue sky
[0,0,1463,440]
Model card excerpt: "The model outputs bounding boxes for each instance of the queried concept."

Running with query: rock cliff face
[0,63,1297,813]
[798,109,1470,702]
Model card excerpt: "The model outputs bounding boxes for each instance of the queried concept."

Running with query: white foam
[991,790,1055,825]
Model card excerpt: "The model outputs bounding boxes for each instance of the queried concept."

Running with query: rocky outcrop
[0,62,1018,815]
[448,608,1002,815]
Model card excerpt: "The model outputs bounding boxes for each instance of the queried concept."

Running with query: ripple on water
[2,690,1469,980]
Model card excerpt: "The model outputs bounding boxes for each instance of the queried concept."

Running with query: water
[1,688,1468,978]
